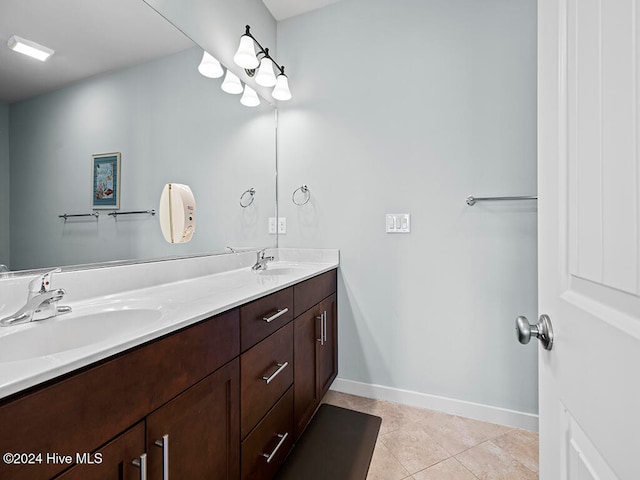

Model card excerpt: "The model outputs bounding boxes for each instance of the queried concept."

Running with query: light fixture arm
[243,25,286,76]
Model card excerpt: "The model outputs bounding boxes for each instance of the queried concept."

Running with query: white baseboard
[330,377,539,432]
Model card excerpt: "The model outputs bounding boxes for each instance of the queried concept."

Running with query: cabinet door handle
[131,453,147,480]
[316,314,324,346]
[262,362,289,384]
[262,308,289,323]
[323,310,327,343]
[154,434,169,480]
[262,432,289,464]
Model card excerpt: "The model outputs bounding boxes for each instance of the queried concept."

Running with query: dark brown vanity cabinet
[239,290,295,480]
[57,363,241,480]
[0,268,337,480]
[0,309,240,480]
[293,293,338,440]
[239,269,337,479]
[293,272,338,440]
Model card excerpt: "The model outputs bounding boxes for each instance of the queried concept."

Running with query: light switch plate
[278,217,287,234]
[386,213,410,233]
[268,217,277,234]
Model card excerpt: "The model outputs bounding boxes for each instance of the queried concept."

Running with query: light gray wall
[0,102,9,267]
[277,0,539,414]
[9,47,276,271]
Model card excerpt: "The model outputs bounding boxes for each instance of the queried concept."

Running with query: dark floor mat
[275,404,382,480]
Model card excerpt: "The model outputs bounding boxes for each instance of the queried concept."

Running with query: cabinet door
[318,293,338,397]
[146,359,240,480]
[55,422,145,480]
[293,304,322,440]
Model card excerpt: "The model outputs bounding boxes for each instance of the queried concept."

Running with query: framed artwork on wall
[91,152,121,209]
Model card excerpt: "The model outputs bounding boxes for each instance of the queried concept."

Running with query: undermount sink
[257,266,298,276]
[0,300,172,363]
[256,262,309,277]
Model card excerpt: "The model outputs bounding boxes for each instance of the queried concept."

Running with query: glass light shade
[255,57,277,87]
[197,51,223,78]
[233,35,259,69]
[272,74,292,101]
[240,85,260,107]
[221,70,243,94]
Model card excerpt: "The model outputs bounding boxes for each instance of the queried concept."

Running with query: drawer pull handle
[323,310,327,342]
[316,314,324,346]
[262,432,289,464]
[154,434,169,480]
[131,453,147,480]
[262,362,289,384]
[263,308,289,323]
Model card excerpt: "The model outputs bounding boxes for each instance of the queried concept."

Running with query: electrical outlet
[268,217,277,234]
[278,217,287,234]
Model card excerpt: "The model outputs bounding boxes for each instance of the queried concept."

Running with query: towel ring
[240,188,256,208]
[292,185,311,206]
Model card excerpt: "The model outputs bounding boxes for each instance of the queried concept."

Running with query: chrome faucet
[252,249,274,271]
[0,268,72,327]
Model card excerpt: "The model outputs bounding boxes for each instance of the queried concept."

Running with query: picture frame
[91,152,121,209]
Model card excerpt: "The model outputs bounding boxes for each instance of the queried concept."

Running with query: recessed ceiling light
[7,35,54,62]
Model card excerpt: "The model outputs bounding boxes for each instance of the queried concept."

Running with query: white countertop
[0,249,339,400]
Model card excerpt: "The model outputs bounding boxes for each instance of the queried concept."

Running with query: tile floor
[321,391,539,480]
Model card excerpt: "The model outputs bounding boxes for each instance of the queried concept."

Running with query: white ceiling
[0,0,343,104]
[0,0,193,103]
[262,0,343,21]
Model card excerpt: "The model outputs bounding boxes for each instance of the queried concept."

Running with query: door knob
[515,314,554,350]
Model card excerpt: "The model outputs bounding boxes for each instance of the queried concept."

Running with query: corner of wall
[0,102,10,268]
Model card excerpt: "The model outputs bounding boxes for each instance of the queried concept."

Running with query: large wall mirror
[0,0,277,274]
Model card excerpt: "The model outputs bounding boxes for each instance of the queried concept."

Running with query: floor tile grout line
[377,432,427,475]
[497,445,539,476]
[455,439,538,479]
[411,456,482,480]
[484,437,539,474]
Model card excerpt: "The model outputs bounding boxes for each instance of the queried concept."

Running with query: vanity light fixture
[197,51,223,78]
[272,69,292,101]
[255,54,277,87]
[233,33,260,69]
[232,25,292,101]
[221,69,243,94]
[240,85,260,107]
[7,35,54,62]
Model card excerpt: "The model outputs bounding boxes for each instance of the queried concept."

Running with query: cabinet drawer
[241,387,294,480]
[241,287,293,352]
[241,322,293,438]
[293,269,337,317]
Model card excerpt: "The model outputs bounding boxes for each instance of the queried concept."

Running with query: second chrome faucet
[252,249,275,271]
[0,268,72,326]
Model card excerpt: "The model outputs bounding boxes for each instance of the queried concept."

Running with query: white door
[537,0,640,479]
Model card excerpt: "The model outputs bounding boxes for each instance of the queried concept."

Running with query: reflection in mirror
[0,0,277,274]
